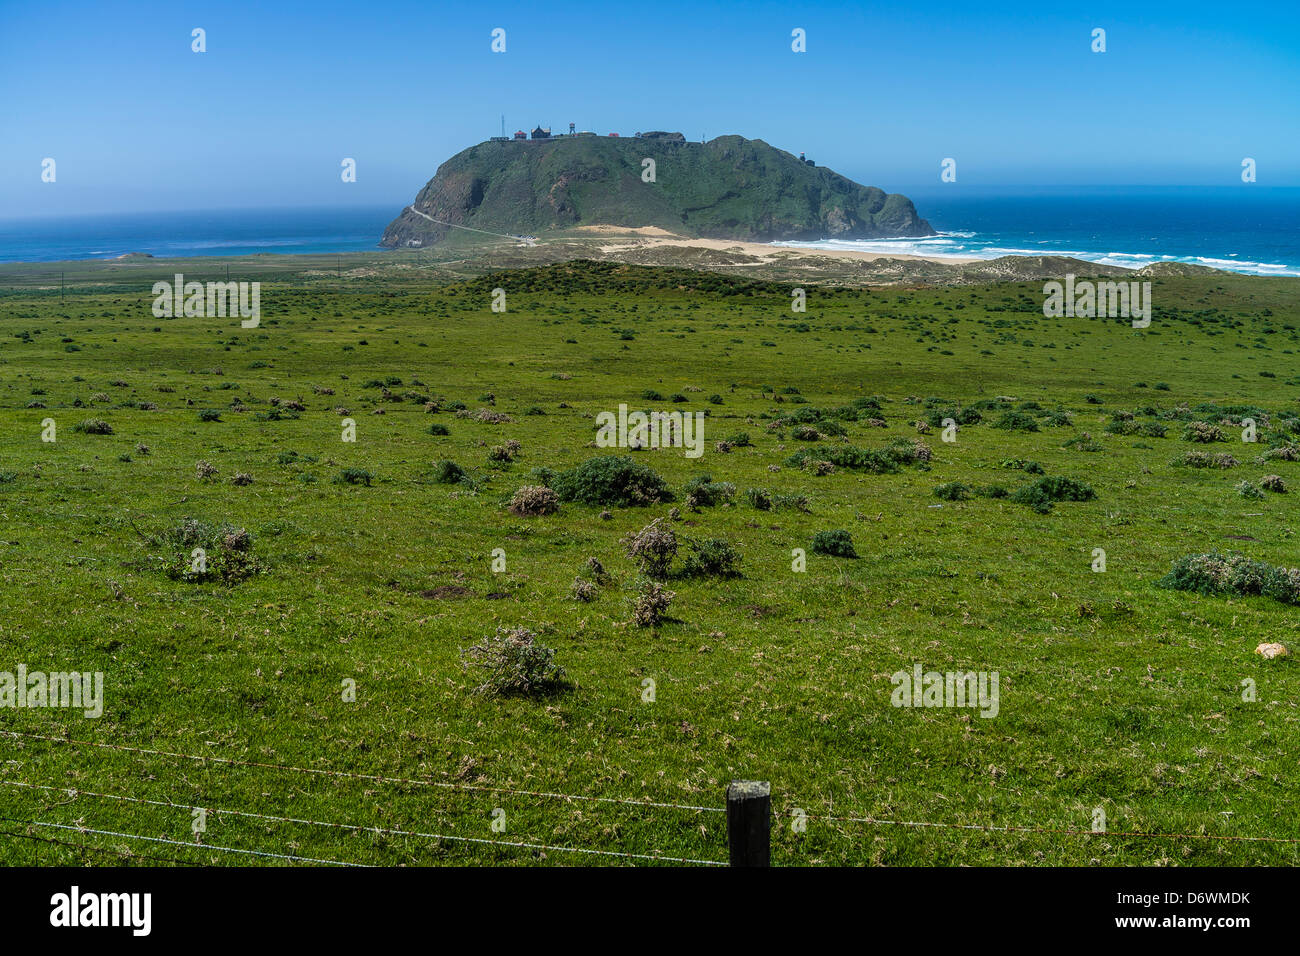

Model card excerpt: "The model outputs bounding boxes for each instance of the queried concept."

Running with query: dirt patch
[419,585,472,600]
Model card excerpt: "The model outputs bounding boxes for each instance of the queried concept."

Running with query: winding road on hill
[403,206,536,245]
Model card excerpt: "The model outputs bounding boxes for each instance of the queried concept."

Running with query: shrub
[631,581,675,627]
[73,418,113,434]
[1001,458,1044,475]
[1158,552,1300,606]
[195,460,218,481]
[197,409,222,423]
[230,472,253,486]
[811,529,856,558]
[681,538,743,578]
[277,450,317,465]
[489,439,521,463]
[461,626,567,697]
[336,467,373,486]
[1236,480,1265,500]
[458,407,514,424]
[623,518,677,578]
[150,517,261,584]
[508,485,560,516]
[432,460,467,484]
[1183,421,1226,443]
[552,456,671,507]
[926,407,981,427]
[933,481,972,501]
[583,556,611,585]
[427,423,450,436]
[786,445,899,474]
[569,578,597,602]
[683,475,735,508]
[1010,476,1096,513]
[1261,474,1287,493]
[745,487,773,511]
[885,438,932,465]
[1062,433,1102,452]
[1173,451,1238,469]
[1262,444,1300,462]
[772,492,811,512]
[992,411,1039,432]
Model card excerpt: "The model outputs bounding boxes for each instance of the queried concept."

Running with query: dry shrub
[508,485,559,516]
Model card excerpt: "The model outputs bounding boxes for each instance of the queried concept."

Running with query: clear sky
[2,0,1298,218]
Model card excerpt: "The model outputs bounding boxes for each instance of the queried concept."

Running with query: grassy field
[0,256,1297,866]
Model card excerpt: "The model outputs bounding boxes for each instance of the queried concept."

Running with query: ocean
[777,186,1300,277]
[0,206,396,264]
[1,187,1297,277]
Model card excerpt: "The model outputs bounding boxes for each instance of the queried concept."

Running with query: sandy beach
[571,225,980,265]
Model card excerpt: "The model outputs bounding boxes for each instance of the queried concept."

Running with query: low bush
[680,538,743,578]
[552,456,671,507]
[336,467,373,486]
[1158,552,1300,606]
[432,460,468,484]
[508,485,560,516]
[1009,476,1096,513]
[149,517,262,584]
[683,475,735,508]
[623,518,677,578]
[461,626,567,697]
[631,581,675,627]
[73,418,113,434]
[1172,451,1238,469]
[1236,480,1265,500]
[992,411,1039,432]
[811,529,857,558]
[1183,421,1226,443]
[934,481,973,501]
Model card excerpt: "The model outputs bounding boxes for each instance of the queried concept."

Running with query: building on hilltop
[531,126,551,139]
[514,129,527,140]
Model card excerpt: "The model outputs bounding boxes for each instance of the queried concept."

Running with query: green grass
[0,258,1297,866]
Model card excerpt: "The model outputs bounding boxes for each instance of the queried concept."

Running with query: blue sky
[2,0,1298,218]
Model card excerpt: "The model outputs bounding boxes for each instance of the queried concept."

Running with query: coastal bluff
[381,132,934,247]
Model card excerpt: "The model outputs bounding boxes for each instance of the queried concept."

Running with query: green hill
[380,132,933,247]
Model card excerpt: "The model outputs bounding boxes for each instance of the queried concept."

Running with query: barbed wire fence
[2,729,1296,868]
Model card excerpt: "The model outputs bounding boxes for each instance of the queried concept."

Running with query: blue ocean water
[1,188,1297,277]
[0,206,395,263]
[776,186,1300,277]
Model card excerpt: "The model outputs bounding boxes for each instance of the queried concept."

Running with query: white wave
[769,237,1300,277]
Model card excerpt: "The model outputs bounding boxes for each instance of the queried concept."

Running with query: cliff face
[380,133,934,247]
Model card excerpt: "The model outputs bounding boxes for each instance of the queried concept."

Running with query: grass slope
[0,259,1297,866]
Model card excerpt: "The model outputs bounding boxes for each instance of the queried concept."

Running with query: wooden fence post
[726,780,771,867]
